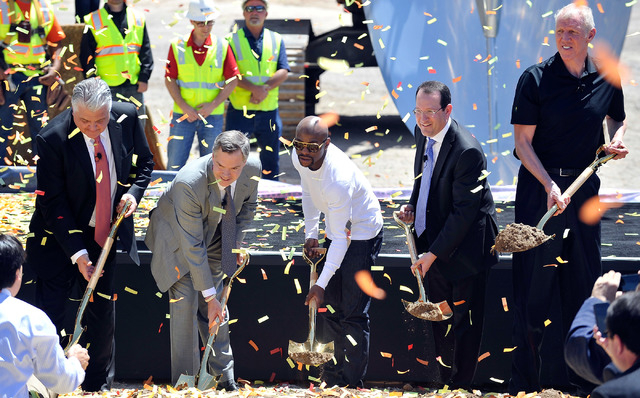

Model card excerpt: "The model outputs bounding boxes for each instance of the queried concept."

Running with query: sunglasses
[194,20,215,27]
[244,5,266,13]
[292,138,327,153]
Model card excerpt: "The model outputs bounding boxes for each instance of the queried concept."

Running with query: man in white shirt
[292,116,384,388]
[0,233,89,398]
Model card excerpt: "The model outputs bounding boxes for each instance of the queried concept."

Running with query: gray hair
[71,78,112,112]
[555,3,595,34]
[213,130,250,161]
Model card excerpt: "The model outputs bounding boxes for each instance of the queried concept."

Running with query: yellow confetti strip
[124,287,138,295]
[490,377,504,383]
[503,346,517,353]
[97,292,111,300]
[556,256,568,263]
[284,260,294,275]
[326,304,335,314]
[544,319,552,327]
[346,334,357,346]
[370,265,384,271]
[399,285,413,294]
[294,278,302,294]
[258,315,269,323]
[396,369,410,374]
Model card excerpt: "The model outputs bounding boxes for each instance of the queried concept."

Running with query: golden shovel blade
[288,340,335,366]
[402,298,453,322]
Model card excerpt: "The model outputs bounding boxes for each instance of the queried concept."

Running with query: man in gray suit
[145,130,260,390]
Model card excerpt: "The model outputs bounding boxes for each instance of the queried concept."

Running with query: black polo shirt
[511,52,625,169]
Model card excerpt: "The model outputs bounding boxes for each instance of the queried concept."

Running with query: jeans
[167,113,223,170]
[0,72,48,158]
[225,106,282,180]
[319,228,383,387]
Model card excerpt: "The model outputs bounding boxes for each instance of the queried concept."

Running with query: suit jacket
[409,118,498,281]
[565,297,621,386]
[26,102,154,279]
[591,360,640,398]
[145,155,261,293]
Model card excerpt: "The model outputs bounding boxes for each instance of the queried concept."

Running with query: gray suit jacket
[145,154,261,292]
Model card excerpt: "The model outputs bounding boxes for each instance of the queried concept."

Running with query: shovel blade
[175,374,196,389]
[288,339,335,366]
[197,372,217,391]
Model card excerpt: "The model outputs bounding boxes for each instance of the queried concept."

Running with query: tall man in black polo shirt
[508,3,628,395]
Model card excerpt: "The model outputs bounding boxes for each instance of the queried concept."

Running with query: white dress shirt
[0,289,84,398]
[292,145,383,289]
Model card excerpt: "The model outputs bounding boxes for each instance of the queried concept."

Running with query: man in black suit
[398,80,498,388]
[25,78,154,392]
[591,292,640,398]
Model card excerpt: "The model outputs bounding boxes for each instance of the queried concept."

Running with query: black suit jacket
[591,360,640,398]
[26,102,154,279]
[409,118,498,281]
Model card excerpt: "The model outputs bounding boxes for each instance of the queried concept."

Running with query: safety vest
[0,0,54,76]
[84,6,145,86]
[227,28,281,111]
[170,34,228,116]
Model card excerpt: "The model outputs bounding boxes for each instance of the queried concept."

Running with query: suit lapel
[68,111,96,194]
[206,156,223,244]
[431,121,456,186]
[108,114,124,183]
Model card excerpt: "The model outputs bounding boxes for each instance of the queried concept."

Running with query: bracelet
[204,295,216,303]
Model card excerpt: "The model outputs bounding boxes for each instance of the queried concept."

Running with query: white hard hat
[186,0,220,22]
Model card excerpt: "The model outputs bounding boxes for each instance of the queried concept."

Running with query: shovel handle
[536,153,615,230]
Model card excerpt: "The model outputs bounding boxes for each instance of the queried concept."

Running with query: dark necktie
[94,136,111,246]
[221,185,237,278]
[415,138,435,237]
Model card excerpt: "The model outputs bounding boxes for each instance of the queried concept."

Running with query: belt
[545,167,582,177]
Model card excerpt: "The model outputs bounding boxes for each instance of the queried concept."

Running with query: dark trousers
[509,168,602,394]
[426,262,488,388]
[319,229,383,387]
[35,228,117,392]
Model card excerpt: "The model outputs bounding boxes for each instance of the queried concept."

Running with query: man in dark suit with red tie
[398,80,498,389]
[25,78,154,392]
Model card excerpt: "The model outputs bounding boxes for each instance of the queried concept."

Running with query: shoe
[218,379,239,391]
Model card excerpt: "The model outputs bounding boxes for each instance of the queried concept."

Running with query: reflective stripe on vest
[0,0,54,75]
[84,7,144,86]
[171,35,228,115]
[228,28,280,111]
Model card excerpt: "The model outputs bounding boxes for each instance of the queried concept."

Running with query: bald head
[296,116,329,141]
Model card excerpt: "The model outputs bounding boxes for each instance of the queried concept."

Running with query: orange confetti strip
[319,112,340,127]
[391,89,399,99]
[380,352,393,358]
[355,270,386,300]
[597,3,604,13]
[453,300,466,306]
[353,43,364,50]
[390,392,403,396]
[149,177,162,187]
[269,347,282,355]
[543,263,558,268]
[516,59,521,69]
[452,76,462,83]
[248,340,259,351]
[261,268,268,280]
[158,323,163,333]
[478,352,491,362]
[416,358,429,366]
[502,297,509,312]
[177,114,189,122]
[473,103,478,110]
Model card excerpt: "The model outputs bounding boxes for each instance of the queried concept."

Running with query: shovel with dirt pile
[288,248,335,366]
[494,147,615,253]
[393,211,453,322]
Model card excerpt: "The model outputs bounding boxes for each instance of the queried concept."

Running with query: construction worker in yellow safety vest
[81,0,153,120]
[164,0,240,170]
[225,0,290,180]
[0,0,66,160]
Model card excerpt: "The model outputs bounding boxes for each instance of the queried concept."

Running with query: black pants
[509,168,602,394]
[35,228,117,392]
[426,262,488,388]
[319,229,383,387]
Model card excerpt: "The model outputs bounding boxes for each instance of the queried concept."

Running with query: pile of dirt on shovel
[493,223,552,253]
[405,301,445,321]
[289,351,334,366]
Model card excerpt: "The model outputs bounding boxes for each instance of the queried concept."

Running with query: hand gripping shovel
[494,147,616,253]
[288,248,335,366]
[175,253,250,391]
[64,201,131,354]
[393,211,453,322]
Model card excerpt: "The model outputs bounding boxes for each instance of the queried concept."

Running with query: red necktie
[94,136,111,246]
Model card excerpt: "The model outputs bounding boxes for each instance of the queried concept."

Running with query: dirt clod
[289,351,333,366]
[493,222,553,253]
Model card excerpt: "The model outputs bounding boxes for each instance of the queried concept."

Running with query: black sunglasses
[292,138,327,153]
[244,5,266,13]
